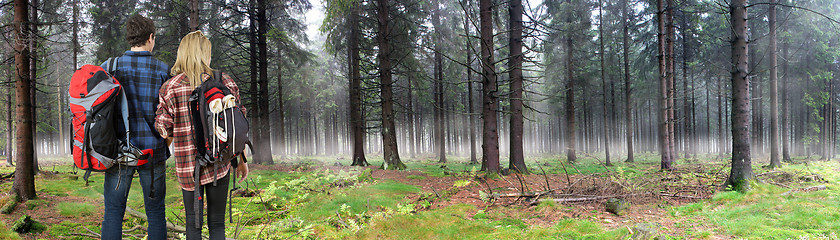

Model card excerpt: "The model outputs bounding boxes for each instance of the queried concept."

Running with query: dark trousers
[102,162,167,240]
[182,172,229,240]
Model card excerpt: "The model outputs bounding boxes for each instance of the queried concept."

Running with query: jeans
[183,172,230,240]
[102,162,167,240]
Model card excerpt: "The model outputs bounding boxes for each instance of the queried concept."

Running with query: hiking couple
[100,14,248,240]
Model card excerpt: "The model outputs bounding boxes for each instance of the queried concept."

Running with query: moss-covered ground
[0,153,837,239]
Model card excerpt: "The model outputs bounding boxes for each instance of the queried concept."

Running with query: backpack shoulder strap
[108,57,131,146]
[212,70,223,82]
[107,57,118,75]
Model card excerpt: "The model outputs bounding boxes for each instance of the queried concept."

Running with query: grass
[672,161,840,239]
[298,180,421,221]
[4,155,840,239]
[56,201,97,217]
[46,221,98,240]
[0,220,20,240]
[354,204,628,240]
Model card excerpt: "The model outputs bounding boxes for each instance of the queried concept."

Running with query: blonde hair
[171,31,213,89]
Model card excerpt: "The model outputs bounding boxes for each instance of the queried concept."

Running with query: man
[100,14,170,240]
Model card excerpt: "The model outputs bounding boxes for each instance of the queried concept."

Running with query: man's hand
[236,162,249,184]
[165,137,173,146]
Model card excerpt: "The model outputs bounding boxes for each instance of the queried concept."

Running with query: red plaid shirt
[155,72,246,191]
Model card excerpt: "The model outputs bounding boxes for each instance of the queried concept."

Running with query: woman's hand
[236,162,249,184]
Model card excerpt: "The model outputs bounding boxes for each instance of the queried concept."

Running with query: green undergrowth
[4,156,840,239]
[354,204,627,239]
[393,152,698,178]
[0,220,20,240]
[672,161,840,239]
[56,202,96,217]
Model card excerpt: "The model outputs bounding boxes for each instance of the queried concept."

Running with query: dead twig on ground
[122,225,141,233]
[125,205,186,233]
[498,175,521,193]
[658,193,709,200]
[755,171,783,177]
[334,210,350,229]
[559,161,572,188]
[781,185,828,196]
[70,232,101,238]
[579,152,612,173]
[489,187,566,199]
[528,192,652,205]
[534,161,552,192]
[71,226,102,238]
[512,173,530,193]
[430,187,442,199]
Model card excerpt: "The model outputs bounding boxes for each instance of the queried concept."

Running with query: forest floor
[0,153,838,239]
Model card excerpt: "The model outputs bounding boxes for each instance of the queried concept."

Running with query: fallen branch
[498,175,521,193]
[70,232,101,238]
[0,171,13,180]
[658,193,708,200]
[97,193,186,233]
[755,171,783,177]
[528,193,651,206]
[767,181,791,189]
[122,225,141,233]
[559,161,572,187]
[781,185,828,196]
[125,205,186,233]
[535,161,551,192]
[70,226,102,238]
[334,210,350,229]
[430,187,442,199]
[489,187,565,199]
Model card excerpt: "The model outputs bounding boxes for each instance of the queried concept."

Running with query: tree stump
[11,215,44,233]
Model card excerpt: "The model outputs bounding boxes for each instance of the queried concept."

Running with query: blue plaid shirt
[101,51,171,165]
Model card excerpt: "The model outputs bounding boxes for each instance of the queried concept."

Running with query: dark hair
[125,14,155,47]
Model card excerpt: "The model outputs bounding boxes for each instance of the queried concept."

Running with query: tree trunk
[348,2,368,166]
[189,0,199,31]
[29,0,38,173]
[432,0,446,163]
[255,0,273,164]
[13,0,36,201]
[565,22,577,164]
[508,0,527,173]
[680,7,692,159]
[6,63,13,166]
[248,0,261,162]
[257,0,273,162]
[466,10,477,164]
[479,0,500,174]
[597,0,611,166]
[622,0,633,162]
[726,0,754,192]
[276,43,286,161]
[407,74,416,158]
[706,77,711,152]
[657,0,674,170]
[767,0,781,168]
[377,0,404,170]
[666,0,676,166]
[781,40,791,161]
[314,113,320,155]
[66,0,78,156]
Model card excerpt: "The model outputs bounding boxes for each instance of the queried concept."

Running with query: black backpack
[189,70,251,228]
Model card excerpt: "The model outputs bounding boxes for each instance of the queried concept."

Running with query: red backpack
[68,58,148,182]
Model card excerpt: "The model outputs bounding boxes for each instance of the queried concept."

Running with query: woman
[155,30,249,240]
